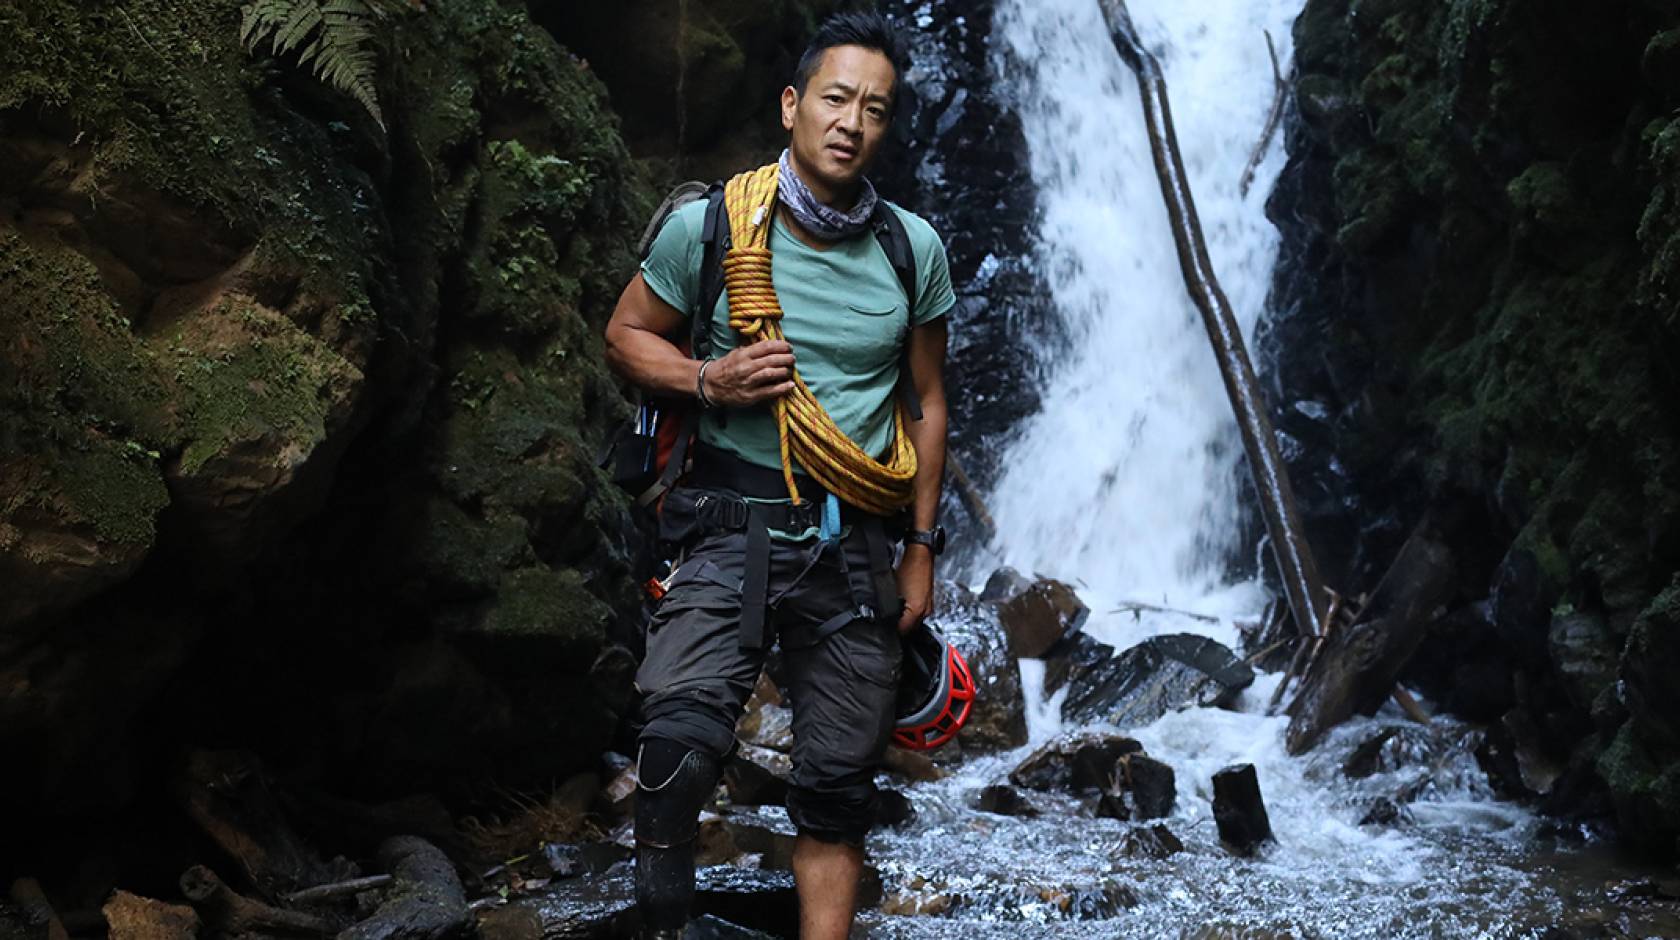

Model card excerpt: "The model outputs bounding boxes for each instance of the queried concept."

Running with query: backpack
[600,179,925,511]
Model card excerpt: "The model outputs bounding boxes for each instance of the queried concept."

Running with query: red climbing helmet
[893,622,976,751]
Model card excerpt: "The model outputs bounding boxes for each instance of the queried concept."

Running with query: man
[602,12,953,939]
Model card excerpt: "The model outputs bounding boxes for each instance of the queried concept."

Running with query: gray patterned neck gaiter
[776,148,879,242]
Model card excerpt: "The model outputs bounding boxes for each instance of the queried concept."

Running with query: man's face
[781,44,896,203]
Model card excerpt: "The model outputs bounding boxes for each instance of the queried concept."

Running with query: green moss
[173,298,357,477]
[471,565,612,672]
[50,445,172,547]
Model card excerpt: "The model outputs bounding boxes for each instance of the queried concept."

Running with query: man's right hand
[703,340,797,407]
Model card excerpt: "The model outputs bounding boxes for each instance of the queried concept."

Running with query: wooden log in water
[1283,522,1457,753]
[338,837,473,940]
[1096,0,1330,642]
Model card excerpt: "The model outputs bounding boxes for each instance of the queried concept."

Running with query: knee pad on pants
[635,738,721,849]
[634,738,721,933]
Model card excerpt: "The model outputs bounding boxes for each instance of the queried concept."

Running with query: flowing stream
[854,1,1680,936]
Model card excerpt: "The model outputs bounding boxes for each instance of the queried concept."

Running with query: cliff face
[0,0,655,840]
[1272,0,1680,855]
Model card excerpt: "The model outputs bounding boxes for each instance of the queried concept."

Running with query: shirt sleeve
[638,199,705,317]
[908,217,957,327]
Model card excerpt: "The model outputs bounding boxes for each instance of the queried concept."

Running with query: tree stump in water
[1211,764,1274,855]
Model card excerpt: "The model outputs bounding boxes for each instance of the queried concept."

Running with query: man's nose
[836,102,863,136]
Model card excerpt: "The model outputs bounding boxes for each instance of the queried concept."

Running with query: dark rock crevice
[1267,0,1680,857]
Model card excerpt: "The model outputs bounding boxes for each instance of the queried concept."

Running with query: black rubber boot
[635,739,722,937]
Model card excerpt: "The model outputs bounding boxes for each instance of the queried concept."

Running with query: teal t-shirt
[640,198,956,475]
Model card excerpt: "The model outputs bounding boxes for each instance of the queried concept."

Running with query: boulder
[723,745,791,807]
[1549,609,1620,714]
[934,582,1029,752]
[976,784,1038,818]
[1125,755,1177,820]
[720,807,797,871]
[989,573,1089,658]
[503,866,797,939]
[102,890,199,940]
[1211,764,1274,856]
[1116,824,1184,860]
[875,789,917,830]
[1009,733,1142,792]
[1060,633,1254,727]
[978,566,1036,603]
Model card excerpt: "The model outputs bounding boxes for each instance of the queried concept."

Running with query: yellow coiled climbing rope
[721,162,918,516]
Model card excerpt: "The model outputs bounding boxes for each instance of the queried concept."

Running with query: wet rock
[1211,764,1274,855]
[1094,790,1129,821]
[1358,797,1411,827]
[1478,707,1564,798]
[736,674,793,752]
[1491,546,1557,665]
[990,574,1089,658]
[723,745,791,807]
[977,784,1039,818]
[602,757,638,820]
[720,807,797,871]
[512,866,796,939]
[1126,755,1177,821]
[1010,733,1142,792]
[1070,738,1146,793]
[881,747,945,783]
[1116,824,1185,860]
[539,842,630,880]
[978,566,1036,604]
[683,915,777,939]
[934,582,1029,751]
[875,788,917,830]
[1060,634,1254,727]
[1549,609,1620,714]
[102,890,198,940]
[1343,728,1402,779]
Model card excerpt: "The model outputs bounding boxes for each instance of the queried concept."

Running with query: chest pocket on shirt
[835,301,907,371]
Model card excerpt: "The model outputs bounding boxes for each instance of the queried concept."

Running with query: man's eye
[824,94,844,104]
[867,107,886,119]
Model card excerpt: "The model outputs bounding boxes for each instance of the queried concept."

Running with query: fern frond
[239,0,393,132]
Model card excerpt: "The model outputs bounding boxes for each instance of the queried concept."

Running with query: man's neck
[788,154,860,211]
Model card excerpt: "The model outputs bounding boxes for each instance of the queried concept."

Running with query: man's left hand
[895,544,936,634]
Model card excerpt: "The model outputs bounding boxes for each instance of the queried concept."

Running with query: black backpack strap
[871,204,924,422]
[634,185,731,508]
[694,184,729,360]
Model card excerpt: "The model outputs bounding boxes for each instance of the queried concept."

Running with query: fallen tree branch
[1238,30,1289,197]
[946,453,998,544]
[338,837,473,940]
[282,876,393,906]
[180,866,336,936]
[1284,523,1457,753]
[1096,0,1330,641]
[1109,599,1220,623]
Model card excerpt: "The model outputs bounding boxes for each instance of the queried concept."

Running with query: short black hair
[793,11,906,111]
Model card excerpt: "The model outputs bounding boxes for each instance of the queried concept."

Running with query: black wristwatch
[904,525,946,556]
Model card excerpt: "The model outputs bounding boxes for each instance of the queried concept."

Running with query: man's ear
[780,86,798,132]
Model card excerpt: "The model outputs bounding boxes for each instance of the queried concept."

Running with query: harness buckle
[711,496,750,531]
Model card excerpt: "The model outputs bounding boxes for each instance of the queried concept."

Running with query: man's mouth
[826,142,858,161]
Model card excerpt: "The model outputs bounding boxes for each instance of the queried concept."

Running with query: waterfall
[979,0,1303,654]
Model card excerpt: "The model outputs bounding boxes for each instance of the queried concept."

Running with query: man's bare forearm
[605,321,703,398]
[906,399,946,533]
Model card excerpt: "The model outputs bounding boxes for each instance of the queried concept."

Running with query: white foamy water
[974,0,1299,648]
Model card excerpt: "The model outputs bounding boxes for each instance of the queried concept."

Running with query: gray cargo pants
[634,497,904,845]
